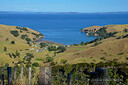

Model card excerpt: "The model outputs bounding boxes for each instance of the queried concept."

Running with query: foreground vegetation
[52,60,128,85]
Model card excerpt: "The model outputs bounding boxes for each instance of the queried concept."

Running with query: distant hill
[0,11,128,14]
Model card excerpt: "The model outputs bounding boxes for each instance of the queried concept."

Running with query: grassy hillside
[0,24,55,67]
[82,24,128,32]
[54,24,128,65]
[0,24,128,66]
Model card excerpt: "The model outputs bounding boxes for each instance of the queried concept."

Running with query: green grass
[35,58,44,61]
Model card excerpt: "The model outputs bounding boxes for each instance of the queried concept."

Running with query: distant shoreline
[0,11,128,14]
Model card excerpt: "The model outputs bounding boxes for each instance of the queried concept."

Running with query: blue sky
[0,0,128,13]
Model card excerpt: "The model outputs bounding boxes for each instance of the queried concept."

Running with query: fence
[0,67,108,85]
[0,66,52,85]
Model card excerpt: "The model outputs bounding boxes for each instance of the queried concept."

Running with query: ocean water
[0,14,128,45]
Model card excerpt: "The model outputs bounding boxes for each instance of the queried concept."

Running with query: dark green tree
[11,41,15,44]
[10,30,19,37]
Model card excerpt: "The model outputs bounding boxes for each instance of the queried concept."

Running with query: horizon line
[0,11,128,14]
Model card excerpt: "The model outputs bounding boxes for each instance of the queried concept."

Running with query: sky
[0,0,128,13]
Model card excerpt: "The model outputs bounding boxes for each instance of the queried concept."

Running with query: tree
[40,43,47,48]
[21,34,28,39]
[11,41,15,44]
[48,46,57,51]
[25,38,31,42]
[10,30,19,37]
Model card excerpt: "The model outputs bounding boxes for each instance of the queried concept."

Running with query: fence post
[67,73,72,85]
[7,67,12,85]
[28,67,31,85]
[45,67,52,85]
[14,68,17,82]
[20,67,23,85]
[2,74,4,85]
[39,66,52,85]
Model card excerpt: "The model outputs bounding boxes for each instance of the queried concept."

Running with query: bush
[31,32,43,38]
[4,47,7,51]
[48,46,57,51]
[57,46,66,53]
[33,38,36,40]
[12,53,16,58]
[11,41,15,44]
[10,30,19,37]
[25,38,31,42]
[46,57,53,62]
[21,34,28,39]
[32,62,39,67]
[16,26,28,31]
[40,43,47,48]
[15,51,20,57]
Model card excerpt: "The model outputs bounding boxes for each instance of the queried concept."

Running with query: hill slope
[0,24,54,66]
[54,24,128,64]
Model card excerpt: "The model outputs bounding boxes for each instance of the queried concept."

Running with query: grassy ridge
[54,24,128,64]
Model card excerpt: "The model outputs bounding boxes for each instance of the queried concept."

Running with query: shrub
[31,32,39,38]
[16,26,28,31]
[12,53,16,58]
[40,43,47,48]
[48,46,57,51]
[32,62,39,67]
[15,51,20,57]
[11,41,15,44]
[46,57,53,62]
[33,38,36,40]
[21,34,28,39]
[10,30,19,37]
[25,38,31,42]
[4,47,7,51]
[57,46,66,53]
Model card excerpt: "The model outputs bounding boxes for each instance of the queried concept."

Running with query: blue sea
[0,14,128,45]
